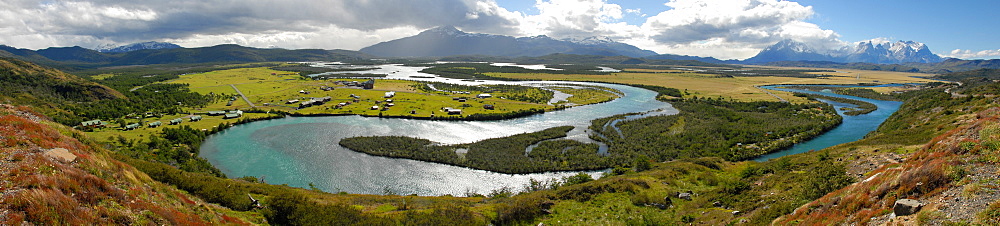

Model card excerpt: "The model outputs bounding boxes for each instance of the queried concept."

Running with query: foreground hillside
[0,104,254,224]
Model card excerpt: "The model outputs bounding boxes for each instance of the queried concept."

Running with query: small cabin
[224,110,244,119]
[384,91,395,98]
[286,99,300,104]
[300,100,316,108]
[124,123,141,130]
[169,118,183,125]
[483,104,495,110]
[362,79,375,89]
[444,108,462,115]
[148,121,162,128]
[80,119,104,128]
[370,106,379,110]
[190,115,203,122]
[207,111,227,116]
[477,94,492,98]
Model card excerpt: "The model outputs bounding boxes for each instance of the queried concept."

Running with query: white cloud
[165,26,421,50]
[519,0,640,40]
[635,0,841,59]
[944,49,1000,59]
[0,0,523,50]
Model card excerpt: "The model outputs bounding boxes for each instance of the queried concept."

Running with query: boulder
[893,199,923,216]
[44,148,77,163]
[678,192,692,201]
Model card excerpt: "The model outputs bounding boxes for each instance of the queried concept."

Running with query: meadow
[485,67,938,102]
[166,67,617,118]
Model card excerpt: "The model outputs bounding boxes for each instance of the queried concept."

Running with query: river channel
[200,79,676,196]
[753,85,903,161]
[200,64,902,196]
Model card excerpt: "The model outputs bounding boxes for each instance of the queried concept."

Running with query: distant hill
[36,46,114,63]
[108,44,372,65]
[0,57,122,101]
[644,53,733,64]
[745,39,943,64]
[96,41,182,53]
[764,58,1000,74]
[933,68,1000,81]
[360,26,658,58]
[0,44,375,68]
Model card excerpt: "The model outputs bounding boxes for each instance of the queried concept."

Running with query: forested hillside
[0,58,123,125]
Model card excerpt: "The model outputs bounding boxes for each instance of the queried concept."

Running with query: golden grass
[486,66,938,102]
[89,73,118,80]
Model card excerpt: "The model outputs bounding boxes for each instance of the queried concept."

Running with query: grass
[550,86,619,106]
[485,67,937,102]
[84,112,280,143]
[166,66,617,118]
[89,73,118,80]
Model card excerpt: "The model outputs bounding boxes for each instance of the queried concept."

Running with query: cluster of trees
[713,69,836,78]
[593,97,842,161]
[416,81,555,104]
[68,83,213,121]
[790,85,902,101]
[833,88,901,101]
[113,125,224,176]
[340,126,616,173]
[415,62,609,80]
[794,93,878,116]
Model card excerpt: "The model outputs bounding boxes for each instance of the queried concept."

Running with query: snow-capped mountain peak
[563,36,616,45]
[95,41,181,53]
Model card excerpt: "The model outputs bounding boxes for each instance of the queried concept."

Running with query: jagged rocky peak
[750,38,943,64]
[764,39,817,53]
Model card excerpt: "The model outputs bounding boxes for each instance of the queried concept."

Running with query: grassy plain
[167,67,616,117]
[486,67,938,102]
[85,112,281,143]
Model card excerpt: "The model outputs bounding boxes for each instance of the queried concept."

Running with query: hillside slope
[776,78,1000,224]
[0,105,256,224]
[0,57,124,125]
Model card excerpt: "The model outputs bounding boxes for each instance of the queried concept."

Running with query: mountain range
[0,44,373,67]
[745,39,944,64]
[360,26,658,58]
[0,29,985,73]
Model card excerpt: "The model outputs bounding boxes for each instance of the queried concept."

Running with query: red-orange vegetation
[0,105,236,225]
[777,108,1000,224]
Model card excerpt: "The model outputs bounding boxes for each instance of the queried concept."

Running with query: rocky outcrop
[893,199,923,216]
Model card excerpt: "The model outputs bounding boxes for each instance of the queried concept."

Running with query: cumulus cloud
[635,0,841,59]
[944,49,1000,59]
[519,0,639,40]
[0,0,524,49]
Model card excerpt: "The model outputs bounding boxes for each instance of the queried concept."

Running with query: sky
[0,0,997,60]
